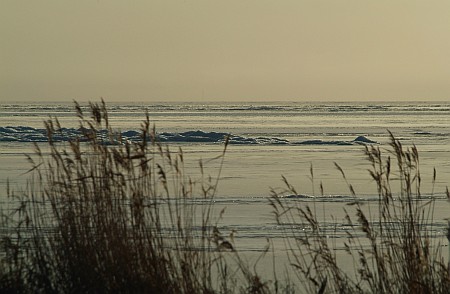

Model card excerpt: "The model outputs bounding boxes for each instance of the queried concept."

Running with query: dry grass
[0,100,275,294]
[270,131,450,293]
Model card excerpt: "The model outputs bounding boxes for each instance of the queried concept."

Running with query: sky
[2,0,450,102]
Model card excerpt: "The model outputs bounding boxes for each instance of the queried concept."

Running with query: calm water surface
[2,101,450,279]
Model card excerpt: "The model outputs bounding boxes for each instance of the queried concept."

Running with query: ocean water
[2,101,450,279]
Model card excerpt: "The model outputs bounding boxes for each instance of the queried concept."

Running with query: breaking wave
[0,126,378,146]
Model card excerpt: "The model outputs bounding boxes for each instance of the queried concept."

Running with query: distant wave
[0,126,378,146]
[279,194,359,202]
[3,102,450,115]
[292,135,377,146]
[275,193,448,209]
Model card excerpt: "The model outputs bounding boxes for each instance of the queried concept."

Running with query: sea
[2,101,450,280]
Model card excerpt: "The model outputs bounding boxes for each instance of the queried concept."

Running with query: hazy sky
[2,0,450,102]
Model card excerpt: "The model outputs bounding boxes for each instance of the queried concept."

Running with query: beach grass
[0,101,274,293]
[1,100,450,293]
[270,131,450,293]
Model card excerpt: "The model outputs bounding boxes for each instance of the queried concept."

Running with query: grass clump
[0,100,273,293]
[271,131,450,293]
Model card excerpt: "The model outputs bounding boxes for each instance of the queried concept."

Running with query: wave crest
[0,126,377,146]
